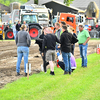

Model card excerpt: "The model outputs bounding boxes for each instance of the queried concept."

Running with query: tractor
[2,9,42,40]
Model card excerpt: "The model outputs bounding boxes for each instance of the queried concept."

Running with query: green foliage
[0,53,100,100]
[34,0,38,4]
[0,0,28,6]
[64,0,74,6]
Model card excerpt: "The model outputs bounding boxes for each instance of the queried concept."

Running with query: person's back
[60,25,78,75]
[45,34,58,50]
[16,30,31,47]
[61,30,73,53]
[42,27,60,75]
[15,24,31,76]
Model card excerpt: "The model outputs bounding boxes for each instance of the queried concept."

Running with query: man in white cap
[78,23,90,68]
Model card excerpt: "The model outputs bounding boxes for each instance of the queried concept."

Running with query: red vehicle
[0,24,5,40]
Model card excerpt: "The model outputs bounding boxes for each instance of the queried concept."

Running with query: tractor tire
[29,25,41,39]
[5,29,14,40]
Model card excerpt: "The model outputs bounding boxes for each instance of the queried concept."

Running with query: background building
[25,0,34,5]
[39,0,99,10]
[70,0,99,10]
[38,0,64,5]
[0,3,10,13]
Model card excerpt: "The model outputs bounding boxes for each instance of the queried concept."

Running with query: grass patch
[90,38,100,40]
[0,53,100,100]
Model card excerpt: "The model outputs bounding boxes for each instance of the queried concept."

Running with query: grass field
[0,53,100,100]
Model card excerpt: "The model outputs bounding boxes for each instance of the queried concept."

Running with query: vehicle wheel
[5,29,14,39]
[29,25,41,39]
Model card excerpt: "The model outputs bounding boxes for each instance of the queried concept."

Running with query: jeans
[79,43,88,67]
[62,52,71,72]
[16,46,29,73]
[13,31,16,39]
[56,44,60,52]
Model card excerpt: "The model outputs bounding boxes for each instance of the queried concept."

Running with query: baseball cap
[78,23,84,27]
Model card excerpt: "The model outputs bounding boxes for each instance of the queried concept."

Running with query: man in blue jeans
[78,23,90,67]
[60,25,78,75]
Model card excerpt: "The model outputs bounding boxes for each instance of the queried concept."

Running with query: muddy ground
[0,40,100,89]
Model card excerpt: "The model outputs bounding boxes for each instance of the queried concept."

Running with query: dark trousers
[58,61,75,72]
[41,51,49,72]
[71,44,75,55]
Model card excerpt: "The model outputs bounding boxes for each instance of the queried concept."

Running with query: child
[57,52,76,72]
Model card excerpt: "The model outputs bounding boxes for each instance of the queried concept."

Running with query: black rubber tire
[29,25,41,39]
[5,29,14,40]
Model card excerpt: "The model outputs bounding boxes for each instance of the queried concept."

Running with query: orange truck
[59,13,77,33]
[51,13,78,34]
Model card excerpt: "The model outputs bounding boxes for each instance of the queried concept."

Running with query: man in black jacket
[42,27,60,75]
[16,21,21,33]
[35,27,49,73]
[60,25,78,75]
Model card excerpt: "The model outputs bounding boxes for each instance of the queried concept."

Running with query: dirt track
[0,40,100,89]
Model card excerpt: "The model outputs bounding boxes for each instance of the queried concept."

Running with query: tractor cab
[21,13,38,24]
[20,9,38,24]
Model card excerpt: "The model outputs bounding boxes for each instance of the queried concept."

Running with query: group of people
[13,21,29,39]
[4,21,28,40]
[36,22,77,75]
[15,20,90,76]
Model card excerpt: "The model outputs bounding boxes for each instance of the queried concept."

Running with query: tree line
[0,0,27,6]
[0,0,74,6]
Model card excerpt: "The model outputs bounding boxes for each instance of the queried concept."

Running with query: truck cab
[20,4,49,27]
[59,13,77,33]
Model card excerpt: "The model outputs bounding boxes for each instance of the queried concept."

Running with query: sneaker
[64,71,68,75]
[83,66,87,68]
[17,72,20,76]
[50,71,55,75]
[41,64,44,72]
[69,72,71,75]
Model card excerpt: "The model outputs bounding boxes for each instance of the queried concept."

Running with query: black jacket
[35,33,45,51]
[60,30,78,53]
[16,24,21,31]
[42,33,60,52]
[4,27,8,32]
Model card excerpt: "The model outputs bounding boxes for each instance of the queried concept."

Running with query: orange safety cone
[97,44,100,54]
[57,59,60,68]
